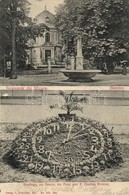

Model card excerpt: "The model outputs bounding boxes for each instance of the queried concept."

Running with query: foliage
[0,0,30,65]
[55,0,129,72]
[0,0,48,72]
[15,23,49,69]
[50,90,87,115]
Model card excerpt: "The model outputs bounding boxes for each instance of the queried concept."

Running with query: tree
[0,0,31,78]
[0,0,48,78]
[55,0,129,73]
[15,23,49,70]
[0,1,11,74]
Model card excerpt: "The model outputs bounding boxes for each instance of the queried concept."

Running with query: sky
[28,0,64,18]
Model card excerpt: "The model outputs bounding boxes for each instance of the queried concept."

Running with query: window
[33,18,37,23]
[45,33,50,42]
[46,17,50,23]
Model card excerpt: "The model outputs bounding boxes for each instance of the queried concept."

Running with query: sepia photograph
[0,0,129,194]
[0,0,129,86]
[0,89,129,182]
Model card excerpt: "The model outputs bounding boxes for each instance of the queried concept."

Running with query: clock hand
[61,124,91,144]
[67,124,73,140]
[62,132,88,144]
[61,123,73,144]
[68,126,90,141]
[69,132,89,141]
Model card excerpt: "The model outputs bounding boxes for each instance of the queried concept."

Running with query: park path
[0,72,129,86]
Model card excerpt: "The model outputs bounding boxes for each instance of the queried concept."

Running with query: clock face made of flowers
[10,116,122,178]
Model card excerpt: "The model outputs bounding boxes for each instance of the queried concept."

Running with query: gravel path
[0,73,129,86]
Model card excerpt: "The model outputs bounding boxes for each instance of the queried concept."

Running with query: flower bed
[6,116,123,178]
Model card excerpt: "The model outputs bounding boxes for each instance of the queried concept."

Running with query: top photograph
[0,0,129,86]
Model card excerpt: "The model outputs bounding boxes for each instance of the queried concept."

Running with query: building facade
[28,7,62,68]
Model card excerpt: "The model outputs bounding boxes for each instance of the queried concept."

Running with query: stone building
[27,7,62,68]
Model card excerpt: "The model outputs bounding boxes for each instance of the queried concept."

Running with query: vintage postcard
[0,89,129,194]
[0,0,129,194]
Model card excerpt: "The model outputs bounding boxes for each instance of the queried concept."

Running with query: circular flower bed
[7,116,123,178]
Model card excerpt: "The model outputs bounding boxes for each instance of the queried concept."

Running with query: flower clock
[9,116,123,178]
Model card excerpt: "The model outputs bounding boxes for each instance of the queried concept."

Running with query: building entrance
[45,50,51,63]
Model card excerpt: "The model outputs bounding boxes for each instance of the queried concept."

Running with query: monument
[60,32,101,82]
[76,34,83,70]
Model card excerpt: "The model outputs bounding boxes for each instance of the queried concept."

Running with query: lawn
[0,72,129,86]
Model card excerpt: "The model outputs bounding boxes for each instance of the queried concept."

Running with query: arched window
[33,18,37,23]
[46,17,50,23]
[45,32,50,42]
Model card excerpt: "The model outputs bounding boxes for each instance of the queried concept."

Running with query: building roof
[34,8,55,28]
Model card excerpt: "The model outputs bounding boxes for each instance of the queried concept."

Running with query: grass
[0,72,129,86]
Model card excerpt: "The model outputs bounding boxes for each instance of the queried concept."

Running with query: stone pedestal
[47,57,52,74]
[76,56,83,70]
[70,55,75,70]
[76,34,83,70]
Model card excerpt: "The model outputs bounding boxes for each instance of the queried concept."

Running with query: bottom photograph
[0,89,129,182]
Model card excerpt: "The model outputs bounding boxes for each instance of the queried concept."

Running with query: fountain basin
[60,69,101,82]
